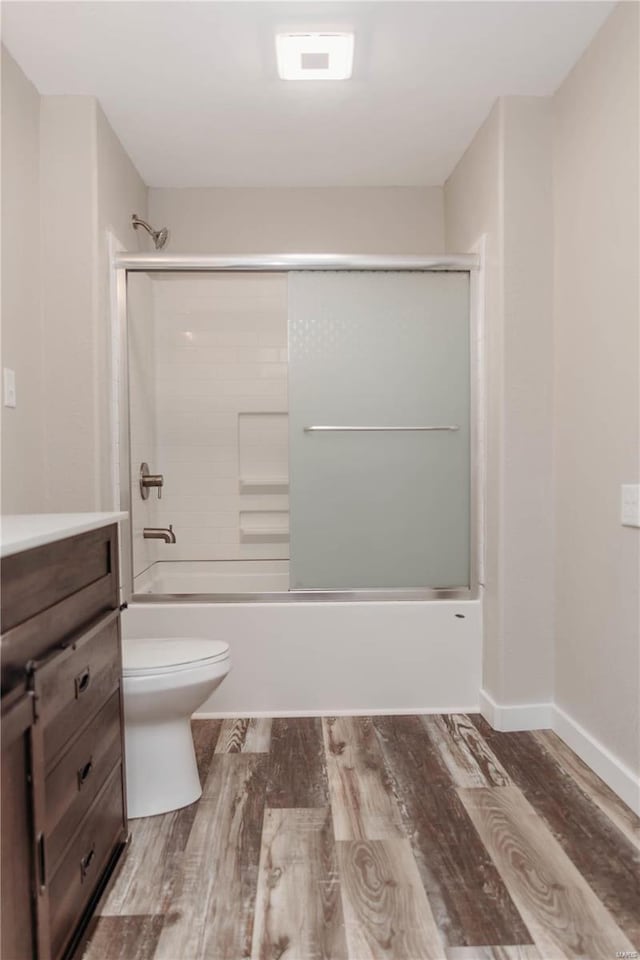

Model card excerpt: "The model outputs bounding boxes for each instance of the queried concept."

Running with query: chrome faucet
[143,525,176,543]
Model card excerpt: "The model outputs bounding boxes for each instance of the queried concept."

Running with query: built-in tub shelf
[240,529,290,543]
[239,477,289,495]
[239,510,289,543]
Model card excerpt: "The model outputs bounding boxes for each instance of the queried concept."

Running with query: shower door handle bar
[303,425,460,432]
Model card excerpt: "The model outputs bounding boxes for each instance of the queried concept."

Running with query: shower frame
[113,252,482,604]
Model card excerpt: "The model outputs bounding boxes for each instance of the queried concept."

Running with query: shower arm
[131,215,154,234]
[131,214,169,250]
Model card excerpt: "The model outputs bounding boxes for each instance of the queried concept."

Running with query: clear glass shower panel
[288,271,470,589]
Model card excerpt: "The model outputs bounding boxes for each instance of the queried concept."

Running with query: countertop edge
[1,513,128,558]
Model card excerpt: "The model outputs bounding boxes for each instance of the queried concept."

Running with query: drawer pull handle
[75,667,91,697]
[37,833,47,890]
[77,758,94,789]
[80,845,96,881]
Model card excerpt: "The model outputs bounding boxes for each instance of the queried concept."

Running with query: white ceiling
[3,1,613,188]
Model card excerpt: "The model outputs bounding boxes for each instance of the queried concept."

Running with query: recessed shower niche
[238,411,289,544]
[238,412,289,494]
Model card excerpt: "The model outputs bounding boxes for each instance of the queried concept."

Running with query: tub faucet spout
[143,525,176,543]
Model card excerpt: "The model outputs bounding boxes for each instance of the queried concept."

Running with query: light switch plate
[621,484,640,528]
[3,368,16,408]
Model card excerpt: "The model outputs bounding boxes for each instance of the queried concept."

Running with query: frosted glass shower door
[288,271,470,590]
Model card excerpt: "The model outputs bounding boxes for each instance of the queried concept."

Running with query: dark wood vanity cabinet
[1,524,127,960]
[1,684,39,960]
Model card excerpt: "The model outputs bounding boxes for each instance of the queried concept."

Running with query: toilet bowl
[122,637,230,819]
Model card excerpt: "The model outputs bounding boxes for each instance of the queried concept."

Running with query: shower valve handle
[140,462,164,500]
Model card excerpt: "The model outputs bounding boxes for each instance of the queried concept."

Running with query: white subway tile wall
[152,273,289,562]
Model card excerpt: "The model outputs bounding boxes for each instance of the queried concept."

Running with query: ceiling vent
[276,33,354,80]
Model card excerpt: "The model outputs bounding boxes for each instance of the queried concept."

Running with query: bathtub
[123,592,483,717]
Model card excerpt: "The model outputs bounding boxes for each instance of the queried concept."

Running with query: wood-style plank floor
[83,715,640,960]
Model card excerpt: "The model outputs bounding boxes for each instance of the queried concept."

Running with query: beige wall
[39,99,149,512]
[40,96,98,510]
[553,2,639,774]
[1,46,149,515]
[149,187,444,253]
[501,97,554,704]
[445,98,555,707]
[1,50,45,512]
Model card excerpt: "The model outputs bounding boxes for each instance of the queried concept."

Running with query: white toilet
[121,637,230,819]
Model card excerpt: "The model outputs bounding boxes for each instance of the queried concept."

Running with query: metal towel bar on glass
[303,425,459,432]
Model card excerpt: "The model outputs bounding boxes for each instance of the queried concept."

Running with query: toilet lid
[122,637,230,676]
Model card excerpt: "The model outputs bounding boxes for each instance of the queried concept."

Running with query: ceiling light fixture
[276,33,354,81]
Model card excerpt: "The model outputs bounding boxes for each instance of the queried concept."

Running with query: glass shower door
[288,271,470,590]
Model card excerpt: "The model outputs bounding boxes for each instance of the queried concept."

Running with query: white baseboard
[479,689,640,815]
[552,704,640,816]
[194,705,480,720]
[479,689,553,731]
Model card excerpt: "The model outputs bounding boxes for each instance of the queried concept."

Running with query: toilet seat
[122,637,230,677]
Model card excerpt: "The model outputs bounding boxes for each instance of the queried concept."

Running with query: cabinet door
[1,688,38,960]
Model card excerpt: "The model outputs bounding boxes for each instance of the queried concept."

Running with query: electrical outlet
[621,484,640,528]
[3,368,16,408]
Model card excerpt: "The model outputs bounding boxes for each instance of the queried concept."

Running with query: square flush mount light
[276,33,354,80]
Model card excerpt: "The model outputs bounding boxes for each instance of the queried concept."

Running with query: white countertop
[1,512,128,558]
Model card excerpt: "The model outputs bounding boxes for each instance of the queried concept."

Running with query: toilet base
[125,717,202,819]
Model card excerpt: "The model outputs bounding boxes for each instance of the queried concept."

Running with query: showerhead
[154,226,169,250]
[131,214,170,250]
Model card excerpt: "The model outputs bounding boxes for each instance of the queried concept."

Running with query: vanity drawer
[45,690,122,875]
[1,574,117,697]
[1,524,118,634]
[37,610,121,769]
[48,763,125,960]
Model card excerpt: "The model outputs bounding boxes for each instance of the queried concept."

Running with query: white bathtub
[122,596,483,716]
[134,559,290,594]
